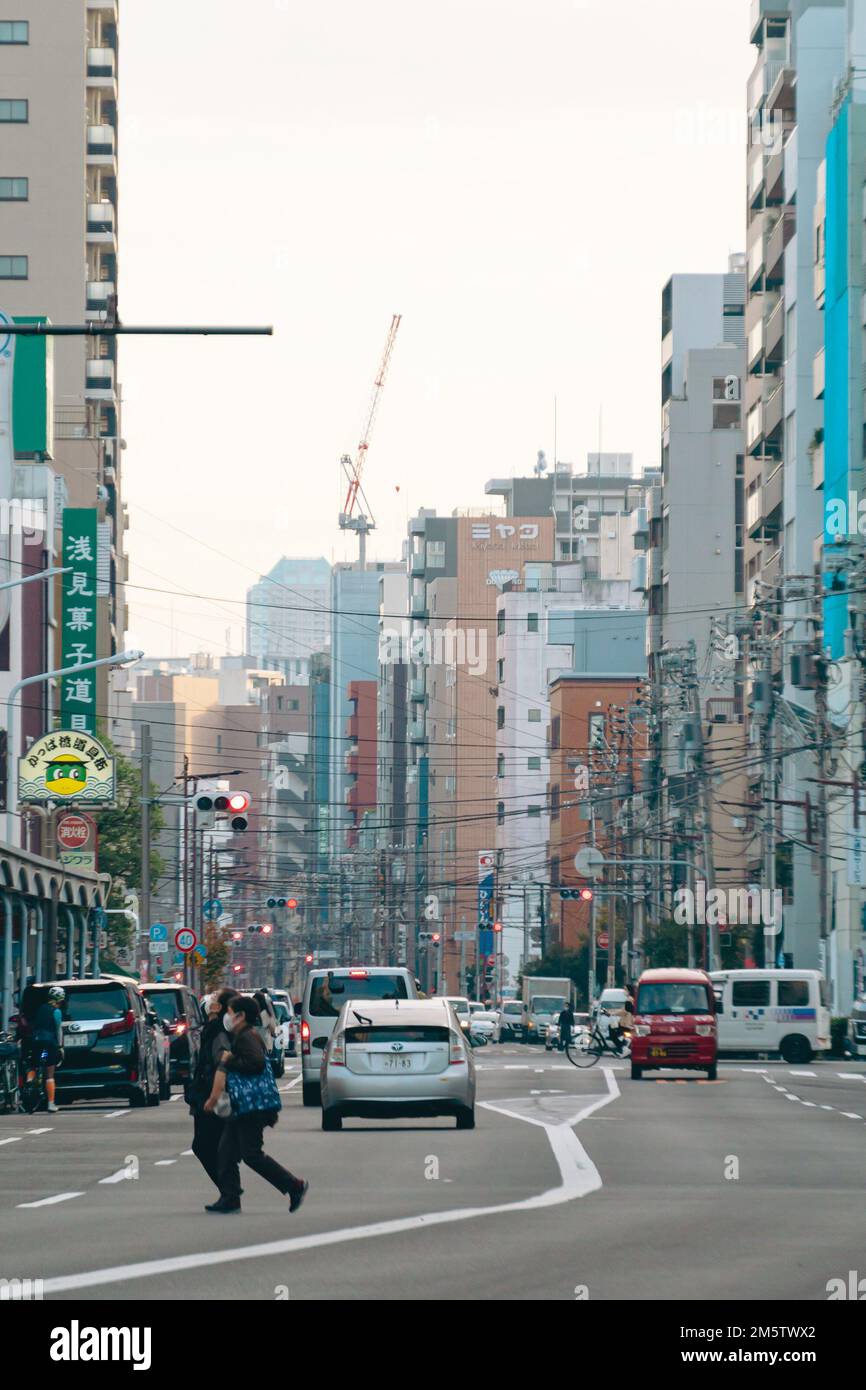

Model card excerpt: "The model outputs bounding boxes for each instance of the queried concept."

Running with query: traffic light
[232,963,243,974]
[194,792,216,828]
[261,923,273,935]
[559,888,594,901]
[493,920,502,933]
[216,791,250,831]
[580,887,594,902]
[231,930,243,942]
[431,931,441,945]
[286,898,298,911]
[304,952,314,965]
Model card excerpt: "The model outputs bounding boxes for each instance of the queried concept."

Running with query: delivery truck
[522,976,575,1044]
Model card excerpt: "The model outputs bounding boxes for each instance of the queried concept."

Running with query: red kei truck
[630,968,718,1080]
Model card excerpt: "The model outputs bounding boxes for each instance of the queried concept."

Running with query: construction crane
[339,313,402,569]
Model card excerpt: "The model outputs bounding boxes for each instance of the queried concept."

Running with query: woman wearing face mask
[204,994,308,1215]
[187,988,235,1195]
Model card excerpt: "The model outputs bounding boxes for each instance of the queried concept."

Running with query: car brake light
[449,1031,466,1065]
[175,1022,186,1036]
[99,1008,135,1038]
[329,1033,346,1066]
[348,970,368,979]
[301,1020,310,1056]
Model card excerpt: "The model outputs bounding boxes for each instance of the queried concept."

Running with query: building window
[496,801,505,827]
[550,784,560,819]
[527,612,539,633]
[0,21,28,43]
[497,754,505,778]
[496,706,505,729]
[426,540,445,569]
[497,609,505,636]
[550,715,560,751]
[528,756,541,771]
[497,659,504,682]
[0,176,27,199]
[527,708,541,723]
[0,254,26,278]
[0,99,27,122]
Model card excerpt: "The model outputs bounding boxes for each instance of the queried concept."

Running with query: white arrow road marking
[17,1192,84,1208]
[0,1137,22,1146]
[99,1167,135,1184]
[37,1069,620,1295]
[26,1128,53,1135]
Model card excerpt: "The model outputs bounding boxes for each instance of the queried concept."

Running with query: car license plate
[65,1034,91,1048]
[650,1046,668,1057]
[382,1055,413,1071]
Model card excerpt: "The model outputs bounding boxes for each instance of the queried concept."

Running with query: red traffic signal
[492,920,502,933]
[580,888,594,902]
[431,931,441,944]
[286,898,298,910]
[261,923,273,935]
[231,930,243,941]
[304,952,314,965]
[216,790,250,830]
[232,963,243,973]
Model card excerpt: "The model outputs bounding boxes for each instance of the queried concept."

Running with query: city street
[2,1048,866,1302]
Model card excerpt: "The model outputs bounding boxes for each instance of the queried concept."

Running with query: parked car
[497,999,525,1042]
[45,978,161,1107]
[301,966,419,1107]
[140,983,204,1087]
[320,997,476,1130]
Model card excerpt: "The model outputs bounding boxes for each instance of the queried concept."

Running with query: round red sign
[56,812,94,852]
[596,931,609,950]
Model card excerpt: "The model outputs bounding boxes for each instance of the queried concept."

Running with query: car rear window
[344,1026,450,1044]
[62,985,129,1021]
[144,992,181,1022]
[310,974,409,1017]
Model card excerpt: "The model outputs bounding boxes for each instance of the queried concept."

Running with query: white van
[300,966,418,1106]
[709,969,831,1063]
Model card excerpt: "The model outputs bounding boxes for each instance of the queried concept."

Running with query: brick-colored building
[345,681,377,848]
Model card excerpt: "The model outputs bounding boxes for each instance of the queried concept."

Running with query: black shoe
[288,1180,309,1214]
[205,1198,241,1214]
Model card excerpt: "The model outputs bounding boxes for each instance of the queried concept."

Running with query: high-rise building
[0,0,126,656]
[246,556,331,684]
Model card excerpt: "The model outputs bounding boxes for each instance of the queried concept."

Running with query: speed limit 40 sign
[175,928,197,954]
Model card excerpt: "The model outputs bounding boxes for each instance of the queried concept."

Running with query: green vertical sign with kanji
[61,508,99,733]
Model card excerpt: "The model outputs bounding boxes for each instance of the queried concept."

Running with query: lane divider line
[38,1070,621,1295]
[17,1192,84,1208]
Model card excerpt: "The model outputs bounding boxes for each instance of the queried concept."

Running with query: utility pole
[140,724,152,951]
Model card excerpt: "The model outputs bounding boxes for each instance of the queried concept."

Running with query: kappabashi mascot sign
[19,731,116,806]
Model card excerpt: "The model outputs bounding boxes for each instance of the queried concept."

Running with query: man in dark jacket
[188,989,234,1193]
[557,1002,575,1051]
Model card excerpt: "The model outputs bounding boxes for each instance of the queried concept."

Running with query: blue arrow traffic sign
[202,899,222,921]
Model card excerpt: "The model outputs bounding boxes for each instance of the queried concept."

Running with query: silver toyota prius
[320,997,476,1131]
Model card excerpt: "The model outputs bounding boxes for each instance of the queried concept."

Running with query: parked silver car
[320,997,476,1130]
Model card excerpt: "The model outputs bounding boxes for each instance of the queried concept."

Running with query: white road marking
[154,1160,177,1167]
[180,1149,194,1157]
[37,1070,621,1295]
[789,1070,816,1077]
[17,1191,83,1208]
[99,1167,135,1184]
[0,1137,22,1146]
[26,1127,53,1135]
[800,1101,817,1107]
[821,1105,834,1111]
[170,1094,182,1102]
[837,1073,866,1081]
[842,1112,862,1120]
[100,1110,129,1119]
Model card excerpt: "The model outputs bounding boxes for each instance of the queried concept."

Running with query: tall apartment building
[746,0,846,971]
[0,0,126,663]
[246,556,331,685]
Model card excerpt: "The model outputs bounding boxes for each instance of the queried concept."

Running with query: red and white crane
[338,312,402,569]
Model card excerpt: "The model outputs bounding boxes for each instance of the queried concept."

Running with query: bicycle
[20,1044,50,1114]
[565,1021,631,1069]
[0,1031,20,1113]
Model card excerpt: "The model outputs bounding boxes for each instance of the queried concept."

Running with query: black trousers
[217,1113,301,1204]
[192,1111,223,1190]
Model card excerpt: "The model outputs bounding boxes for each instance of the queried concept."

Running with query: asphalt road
[2,1046,865,1301]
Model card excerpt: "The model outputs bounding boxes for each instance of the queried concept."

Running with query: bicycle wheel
[20,1078,42,1114]
[566,1032,601,1068]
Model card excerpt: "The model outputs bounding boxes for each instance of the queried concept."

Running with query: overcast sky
[119,0,752,660]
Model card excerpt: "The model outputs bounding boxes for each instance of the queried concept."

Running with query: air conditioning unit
[790,650,817,689]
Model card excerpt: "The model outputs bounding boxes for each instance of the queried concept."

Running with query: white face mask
[223,1013,236,1033]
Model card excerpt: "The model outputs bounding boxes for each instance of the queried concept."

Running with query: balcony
[766,63,795,115]
[764,462,783,519]
[748,236,766,290]
[647,485,662,522]
[408,717,426,743]
[87,124,116,167]
[747,319,764,373]
[86,201,116,244]
[765,208,794,285]
[746,401,764,454]
[85,279,115,317]
[748,149,765,208]
[810,437,824,489]
[409,675,426,702]
[410,549,425,575]
[764,144,785,204]
[646,547,661,589]
[764,295,784,367]
[86,47,116,90]
[763,381,784,443]
[813,346,825,400]
[85,358,115,400]
[410,591,428,618]
[631,554,647,594]
[630,505,649,549]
